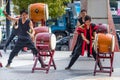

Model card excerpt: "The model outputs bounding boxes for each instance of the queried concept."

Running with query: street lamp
[6,0,10,39]
[0,0,3,7]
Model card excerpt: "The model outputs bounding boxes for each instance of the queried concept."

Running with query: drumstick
[27,31,35,37]
[27,31,35,41]
[3,0,9,10]
[27,31,32,36]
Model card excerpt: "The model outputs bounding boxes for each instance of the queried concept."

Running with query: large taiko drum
[0,28,2,43]
[96,23,109,33]
[34,27,51,36]
[94,33,115,53]
[28,3,49,22]
[35,33,56,50]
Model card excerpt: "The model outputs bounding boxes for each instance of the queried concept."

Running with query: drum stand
[0,51,2,67]
[94,52,114,76]
[32,45,56,73]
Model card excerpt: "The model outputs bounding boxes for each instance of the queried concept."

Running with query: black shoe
[5,64,10,68]
[3,47,6,52]
[65,67,70,70]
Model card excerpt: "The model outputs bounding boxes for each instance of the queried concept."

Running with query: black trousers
[71,35,91,57]
[7,37,42,65]
[67,41,101,68]
[71,35,82,56]
[5,28,18,48]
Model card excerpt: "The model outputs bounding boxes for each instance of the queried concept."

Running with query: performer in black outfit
[70,9,92,57]
[3,10,44,68]
[65,15,102,70]
[3,16,20,52]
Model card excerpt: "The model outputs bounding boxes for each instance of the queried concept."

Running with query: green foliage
[12,0,70,18]
[0,7,4,16]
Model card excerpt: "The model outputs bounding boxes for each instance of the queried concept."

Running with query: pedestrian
[70,9,92,57]
[3,15,20,52]
[65,15,102,70]
[3,9,44,68]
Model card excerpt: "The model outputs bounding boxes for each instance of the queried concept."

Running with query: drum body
[35,33,56,50]
[28,3,49,22]
[96,23,109,33]
[94,33,115,53]
[34,27,51,36]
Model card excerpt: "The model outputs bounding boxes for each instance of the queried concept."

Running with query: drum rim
[111,35,115,52]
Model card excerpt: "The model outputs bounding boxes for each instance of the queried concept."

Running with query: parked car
[55,35,73,51]
[116,30,120,48]
[111,7,117,15]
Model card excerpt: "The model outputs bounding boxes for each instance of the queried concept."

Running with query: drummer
[65,15,102,70]
[3,15,21,53]
[3,9,44,68]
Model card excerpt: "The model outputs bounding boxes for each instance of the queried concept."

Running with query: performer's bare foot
[5,64,10,68]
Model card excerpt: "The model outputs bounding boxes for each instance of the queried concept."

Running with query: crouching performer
[3,10,44,68]
[65,15,102,70]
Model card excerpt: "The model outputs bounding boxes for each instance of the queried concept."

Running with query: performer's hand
[3,10,8,17]
[92,36,94,40]
[14,26,18,29]
[3,10,6,14]
[86,39,90,44]
[79,24,84,28]
[3,10,7,15]
[27,31,34,41]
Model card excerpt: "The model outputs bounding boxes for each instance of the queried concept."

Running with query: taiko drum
[94,33,115,53]
[28,3,49,22]
[96,23,109,33]
[35,33,56,50]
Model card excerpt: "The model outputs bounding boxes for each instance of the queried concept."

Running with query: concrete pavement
[0,50,120,80]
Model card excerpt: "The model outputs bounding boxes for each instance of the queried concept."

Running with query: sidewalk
[0,50,120,80]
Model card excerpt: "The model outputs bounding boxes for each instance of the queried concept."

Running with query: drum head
[111,35,115,52]
[45,4,49,20]
[96,33,114,53]
[50,34,56,50]
[94,34,98,53]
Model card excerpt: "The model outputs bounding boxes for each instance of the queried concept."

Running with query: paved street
[0,50,120,80]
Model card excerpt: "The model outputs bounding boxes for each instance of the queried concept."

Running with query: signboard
[87,0,108,24]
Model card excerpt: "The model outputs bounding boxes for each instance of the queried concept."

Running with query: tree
[12,0,70,18]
